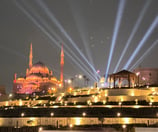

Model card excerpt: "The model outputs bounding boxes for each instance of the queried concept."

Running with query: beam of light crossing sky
[68,1,99,80]
[21,0,98,81]
[113,0,151,73]
[129,39,158,71]
[14,0,97,82]
[105,0,126,79]
[47,65,70,79]
[123,16,158,69]
[36,0,99,81]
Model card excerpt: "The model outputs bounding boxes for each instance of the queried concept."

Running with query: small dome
[29,61,49,75]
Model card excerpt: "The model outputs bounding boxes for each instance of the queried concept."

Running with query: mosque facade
[13,44,64,94]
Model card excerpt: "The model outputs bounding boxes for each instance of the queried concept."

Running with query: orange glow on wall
[68,87,73,93]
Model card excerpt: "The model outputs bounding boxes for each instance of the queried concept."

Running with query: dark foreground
[0,124,158,132]
[0,107,158,118]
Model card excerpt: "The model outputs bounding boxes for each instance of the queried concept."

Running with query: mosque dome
[29,61,49,75]
[26,74,43,81]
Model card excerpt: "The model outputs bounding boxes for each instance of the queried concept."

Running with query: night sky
[0,0,158,93]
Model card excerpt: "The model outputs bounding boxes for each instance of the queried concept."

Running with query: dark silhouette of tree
[86,78,90,86]
[70,78,74,87]
[83,75,87,87]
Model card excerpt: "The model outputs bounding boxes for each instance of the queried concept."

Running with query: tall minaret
[29,43,33,68]
[60,44,64,86]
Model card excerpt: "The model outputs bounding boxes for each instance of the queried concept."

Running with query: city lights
[1,0,158,131]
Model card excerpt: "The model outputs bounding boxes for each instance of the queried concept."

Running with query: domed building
[29,61,50,75]
[13,44,64,94]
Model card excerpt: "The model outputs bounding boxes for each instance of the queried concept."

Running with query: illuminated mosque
[13,44,64,94]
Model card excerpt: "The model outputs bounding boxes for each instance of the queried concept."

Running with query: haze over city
[0,0,158,93]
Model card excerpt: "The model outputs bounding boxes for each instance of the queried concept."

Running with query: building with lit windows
[13,44,64,94]
[133,68,158,86]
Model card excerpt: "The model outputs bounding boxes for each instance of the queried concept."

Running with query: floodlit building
[13,43,64,94]
[133,68,158,86]
[108,70,136,88]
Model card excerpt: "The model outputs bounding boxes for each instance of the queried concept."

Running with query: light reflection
[124,118,130,124]
[133,105,140,109]
[53,105,59,108]
[75,117,82,125]
[76,105,82,108]
[105,105,112,108]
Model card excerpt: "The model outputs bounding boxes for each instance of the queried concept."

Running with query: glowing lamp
[69,124,73,128]
[122,124,126,129]
[68,87,73,93]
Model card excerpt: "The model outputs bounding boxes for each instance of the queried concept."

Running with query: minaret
[60,44,64,86]
[13,73,17,83]
[29,43,33,68]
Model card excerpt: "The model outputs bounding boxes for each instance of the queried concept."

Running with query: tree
[86,78,90,86]
[83,75,87,87]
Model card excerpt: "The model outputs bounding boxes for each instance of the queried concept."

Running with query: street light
[21,112,25,117]
[122,124,126,129]
[136,72,140,87]
[69,124,73,128]
[9,93,12,98]
[68,79,72,84]
[82,112,86,117]
[119,102,122,106]
[117,112,121,117]
[78,75,83,79]
[39,127,43,132]
[149,102,152,106]
[50,112,54,117]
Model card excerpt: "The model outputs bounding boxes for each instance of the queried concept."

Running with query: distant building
[13,43,64,94]
[133,68,158,86]
[108,70,136,88]
[0,85,6,95]
[0,85,7,101]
